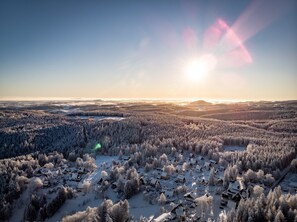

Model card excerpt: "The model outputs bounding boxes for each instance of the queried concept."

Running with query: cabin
[204,162,211,170]
[175,175,186,183]
[153,212,171,222]
[139,177,147,185]
[161,172,169,180]
[40,168,53,177]
[189,158,197,166]
[77,182,84,190]
[123,156,130,161]
[184,192,196,202]
[228,180,245,194]
[197,156,204,161]
[219,166,225,171]
[78,167,86,174]
[174,206,186,220]
[196,165,202,172]
[70,167,77,173]
[111,182,117,189]
[175,165,182,173]
[198,176,206,184]
[163,190,174,199]
[220,197,228,206]
[149,178,159,187]
[71,173,81,182]
[43,179,50,188]
[62,168,69,174]
[97,176,103,185]
[209,159,217,165]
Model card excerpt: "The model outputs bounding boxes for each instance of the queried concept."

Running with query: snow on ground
[10,186,31,222]
[13,153,237,221]
[76,116,125,121]
[279,172,297,194]
[45,155,119,222]
[46,192,101,222]
[223,145,246,152]
[86,155,118,183]
[129,193,160,219]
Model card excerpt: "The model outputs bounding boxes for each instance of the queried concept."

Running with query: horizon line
[0,96,296,103]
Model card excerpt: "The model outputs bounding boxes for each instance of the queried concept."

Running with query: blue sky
[0,0,296,100]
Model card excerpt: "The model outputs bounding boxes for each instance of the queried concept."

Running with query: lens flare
[203,18,252,68]
[93,143,102,151]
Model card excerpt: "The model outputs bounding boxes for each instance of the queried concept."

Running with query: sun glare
[185,54,217,82]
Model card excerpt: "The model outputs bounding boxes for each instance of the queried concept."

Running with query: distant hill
[188,100,212,106]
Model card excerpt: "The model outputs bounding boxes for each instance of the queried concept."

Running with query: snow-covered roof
[184,192,195,199]
[196,165,202,170]
[153,212,171,222]
[150,178,158,185]
[204,162,210,166]
[161,172,168,178]
[228,180,245,192]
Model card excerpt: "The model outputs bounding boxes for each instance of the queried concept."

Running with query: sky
[0,0,296,101]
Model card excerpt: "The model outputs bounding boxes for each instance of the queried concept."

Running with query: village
[9,144,292,222]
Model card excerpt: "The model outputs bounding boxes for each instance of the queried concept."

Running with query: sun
[185,54,217,82]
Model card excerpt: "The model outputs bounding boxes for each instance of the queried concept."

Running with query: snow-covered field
[223,145,246,152]
[76,116,125,121]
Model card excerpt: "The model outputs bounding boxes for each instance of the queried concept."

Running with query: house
[231,193,242,202]
[197,156,204,161]
[78,167,86,174]
[77,182,84,190]
[139,177,146,185]
[43,179,50,188]
[219,166,225,171]
[196,165,202,172]
[240,190,248,199]
[40,168,53,177]
[189,213,201,221]
[34,168,42,176]
[71,173,81,182]
[228,180,245,194]
[175,206,186,220]
[149,178,159,187]
[198,176,206,184]
[216,178,223,185]
[62,168,69,174]
[153,212,171,222]
[163,190,174,199]
[209,159,217,165]
[161,172,169,180]
[221,192,229,199]
[70,168,77,173]
[111,182,117,189]
[60,163,68,169]
[175,175,186,183]
[97,176,103,185]
[220,197,228,206]
[176,165,182,173]
[189,158,197,166]
[204,162,211,170]
[123,156,130,161]
[184,192,196,202]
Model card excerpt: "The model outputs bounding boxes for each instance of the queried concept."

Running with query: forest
[0,99,296,221]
